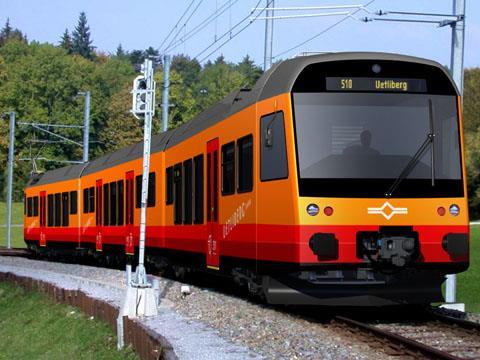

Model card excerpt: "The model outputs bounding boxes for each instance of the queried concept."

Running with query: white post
[263,0,274,71]
[82,91,90,163]
[445,0,465,306]
[136,59,155,286]
[161,55,171,133]
[6,112,15,249]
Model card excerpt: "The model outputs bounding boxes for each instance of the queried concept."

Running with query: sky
[1,0,479,69]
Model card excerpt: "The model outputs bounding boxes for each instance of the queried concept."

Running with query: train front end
[265,54,469,306]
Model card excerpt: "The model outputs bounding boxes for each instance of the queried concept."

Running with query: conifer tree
[116,43,126,57]
[59,29,72,54]
[72,12,93,59]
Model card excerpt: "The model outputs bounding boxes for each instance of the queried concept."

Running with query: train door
[39,191,46,247]
[95,179,103,251]
[125,171,134,255]
[207,138,219,269]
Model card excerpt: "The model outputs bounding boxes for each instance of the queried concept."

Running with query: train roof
[26,52,456,188]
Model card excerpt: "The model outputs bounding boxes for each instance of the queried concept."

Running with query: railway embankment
[0,256,386,359]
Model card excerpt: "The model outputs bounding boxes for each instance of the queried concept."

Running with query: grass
[457,225,480,312]
[0,202,25,248]
[0,282,138,360]
[0,202,478,311]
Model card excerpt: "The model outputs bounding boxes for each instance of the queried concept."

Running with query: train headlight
[449,204,460,216]
[306,204,319,216]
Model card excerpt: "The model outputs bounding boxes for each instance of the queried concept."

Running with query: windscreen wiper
[385,99,435,197]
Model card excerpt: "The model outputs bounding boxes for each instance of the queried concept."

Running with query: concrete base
[440,302,465,312]
[122,285,159,318]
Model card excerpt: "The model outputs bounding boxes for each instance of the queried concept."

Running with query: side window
[194,155,204,224]
[89,187,95,213]
[237,135,253,193]
[166,167,174,205]
[135,173,155,208]
[103,183,109,226]
[47,194,54,227]
[61,192,69,227]
[27,197,33,217]
[117,180,124,226]
[148,172,155,207]
[54,193,61,227]
[260,111,288,181]
[83,188,89,213]
[33,196,39,217]
[110,182,117,226]
[174,163,182,224]
[183,159,193,225]
[70,191,77,215]
[221,142,235,195]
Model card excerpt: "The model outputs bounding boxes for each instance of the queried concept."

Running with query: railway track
[2,251,480,359]
[0,247,29,257]
[333,311,480,360]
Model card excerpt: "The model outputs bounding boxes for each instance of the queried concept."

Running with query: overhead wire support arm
[255,11,352,21]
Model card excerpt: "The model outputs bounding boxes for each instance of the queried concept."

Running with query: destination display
[326,77,427,93]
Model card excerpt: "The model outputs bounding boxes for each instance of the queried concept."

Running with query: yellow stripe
[207,265,220,270]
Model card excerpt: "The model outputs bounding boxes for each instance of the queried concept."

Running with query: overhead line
[273,0,376,60]
[164,0,240,53]
[164,0,206,53]
[195,0,264,62]
[159,0,197,52]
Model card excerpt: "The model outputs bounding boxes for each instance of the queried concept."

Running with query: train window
[174,163,182,224]
[70,191,77,215]
[103,184,109,226]
[260,111,288,181]
[135,173,155,208]
[83,188,89,213]
[237,135,253,193]
[54,193,61,227]
[47,194,54,227]
[183,159,193,224]
[110,182,117,226]
[117,180,124,226]
[24,194,26,215]
[27,197,33,217]
[148,172,156,207]
[221,142,235,195]
[89,187,95,213]
[194,155,204,224]
[33,196,39,217]
[61,192,69,227]
[166,167,174,205]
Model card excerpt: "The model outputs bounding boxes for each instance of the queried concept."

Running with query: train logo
[367,201,408,220]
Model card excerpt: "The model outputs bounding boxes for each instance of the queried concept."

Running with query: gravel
[0,256,392,359]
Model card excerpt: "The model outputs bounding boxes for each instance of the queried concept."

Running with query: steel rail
[0,247,30,257]
[335,315,463,360]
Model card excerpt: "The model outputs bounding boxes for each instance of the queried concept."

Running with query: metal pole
[136,59,155,286]
[6,112,15,249]
[263,0,274,71]
[82,91,91,163]
[445,0,465,304]
[161,54,171,133]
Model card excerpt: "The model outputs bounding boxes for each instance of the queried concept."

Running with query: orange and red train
[24,53,469,306]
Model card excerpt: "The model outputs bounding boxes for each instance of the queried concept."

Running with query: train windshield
[293,93,463,198]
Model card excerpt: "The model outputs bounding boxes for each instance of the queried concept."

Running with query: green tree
[0,18,27,47]
[72,12,93,60]
[236,55,263,88]
[59,29,72,54]
[171,54,201,88]
[116,43,126,58]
